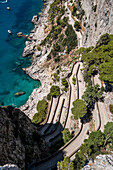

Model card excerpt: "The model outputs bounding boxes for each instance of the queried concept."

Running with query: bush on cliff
[32,99,48,124]
[62,78,68,88]
[74,21,81,30]
[50,85,60,97]
[62,128,72,144]
[109,104,113,114]
[71,99,87,119]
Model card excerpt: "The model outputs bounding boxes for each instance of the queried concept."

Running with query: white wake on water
[0,0,8,3]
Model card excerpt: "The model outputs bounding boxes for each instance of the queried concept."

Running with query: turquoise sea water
[0,0,43,107]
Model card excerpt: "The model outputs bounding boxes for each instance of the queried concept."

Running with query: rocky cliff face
[81,0,113,47]
[0,106,48,169]
[82,155,113,170]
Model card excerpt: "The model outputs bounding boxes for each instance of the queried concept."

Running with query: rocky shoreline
[19,0,54,119]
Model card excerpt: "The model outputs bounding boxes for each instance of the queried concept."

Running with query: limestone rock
[82,154,113,170]
[81,0,113,47]
[32,15,38,24]
[23,41,36,57]
[14,91,26,97]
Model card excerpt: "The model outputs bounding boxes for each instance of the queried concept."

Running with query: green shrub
[53,73,60,82]
[47,54,51,61]
[63,87,68,92]
[32,99,48,124]
[47,93,51,100]
[62,128,72,144]
[96,33,110,48]
[54,56,60,62]
[72,76,76,85]
[62,78,68,88]
[74,21,81,30]
[109,104,113,114]
[92,5,97,12]
[37,45,41,51]
[53,43,61,51]
[50,85,60,97]
[71,99,87,119]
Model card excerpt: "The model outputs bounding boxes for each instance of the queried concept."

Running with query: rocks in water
[23,41,36,57]
[17,32,23,37]
[14,91,26,97]
[17,32,29,39]
[7,7,11,10]
[32,15,38,24]
[0,106,48,169]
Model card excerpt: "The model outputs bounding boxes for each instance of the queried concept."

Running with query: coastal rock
[14,91,26,97]
[0,106,48,169]
[23,41,36,57]
[17,32,23,37]
[32,15,38,24]
[33,50,42,58]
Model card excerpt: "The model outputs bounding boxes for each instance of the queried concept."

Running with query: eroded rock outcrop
[0,106,48,169]
[81,0,113,47]
[82,155,113,170]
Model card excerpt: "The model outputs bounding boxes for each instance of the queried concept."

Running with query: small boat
[8,30,12,34]
[7,7,11,10]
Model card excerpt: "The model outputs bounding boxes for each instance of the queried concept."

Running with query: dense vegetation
[76,34,113,85]
[109,104,113,114]
[62,78,68,88]
[57,122,113,169]
[57,157,74,170]
[71,99,87,119]
[62,128,72,144]
[74,21,81,30]
[41,0,78,63]
[50,85,60,97]
[32,99,48,124]
[72,76,76,85]
[82,84,102,108]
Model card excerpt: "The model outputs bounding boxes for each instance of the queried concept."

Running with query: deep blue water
[0,0,43,107]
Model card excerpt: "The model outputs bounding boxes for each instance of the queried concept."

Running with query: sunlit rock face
[82,155,113,170]
[81,0,113,47]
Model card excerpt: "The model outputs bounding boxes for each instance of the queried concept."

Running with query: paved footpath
[94,74,109,132]
[65,62,79,129]
[40,97,58,135]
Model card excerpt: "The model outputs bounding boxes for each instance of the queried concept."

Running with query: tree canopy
[109,104,113,114]
[74,21,81,30]
[62,128,72,144]
[50,85,60,97]
[71,99,87,119]
[62,78,68,88]
[32,99,48,124]
[57,157,74,170]
[104,122,113,147]
[82,84,102,108]
[76,34,113,85]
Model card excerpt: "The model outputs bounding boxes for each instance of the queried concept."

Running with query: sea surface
[0,0,43,107]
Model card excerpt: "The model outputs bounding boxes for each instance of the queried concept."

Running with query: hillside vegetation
[76,34,113,85]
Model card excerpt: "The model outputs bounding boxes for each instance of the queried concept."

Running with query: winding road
[28,62,90,170]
